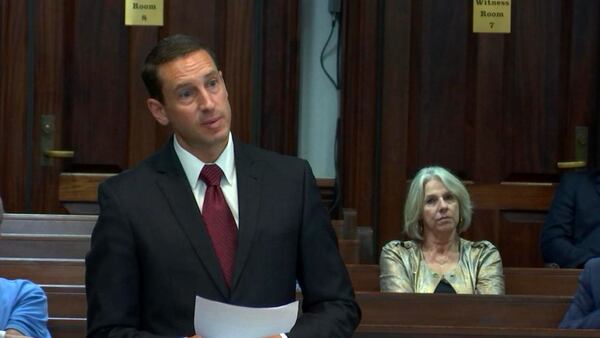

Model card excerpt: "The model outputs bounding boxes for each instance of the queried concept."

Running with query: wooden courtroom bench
[0,259,581,296]
[353,325,600,337]
[346,264,581,296]
[0,257,85,285]
[0,213,96,259]
[333,208,375,264]
[357,292,572,328]
[48,318,87,338]
[1,213,97,235]
[1,211,373,264]
[44,285,86,318]
[44,285,87,338]
[41,287,593,338]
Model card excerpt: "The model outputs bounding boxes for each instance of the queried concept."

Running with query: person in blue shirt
[0,278,52,338]
[0,197,52,338]
[560,257,600,329]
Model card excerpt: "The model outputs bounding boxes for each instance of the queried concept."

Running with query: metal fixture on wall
[41,115,74,166]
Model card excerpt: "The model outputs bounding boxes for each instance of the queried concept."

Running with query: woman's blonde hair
[404,166,472,240]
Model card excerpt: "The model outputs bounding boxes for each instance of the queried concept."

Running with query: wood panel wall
[340,0,600,267]
[0,0,299,212]
[3,1,599,267]
[0,1,28,211]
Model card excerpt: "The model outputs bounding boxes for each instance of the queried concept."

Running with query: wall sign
[473,0,511,33]
[125,0,164,26]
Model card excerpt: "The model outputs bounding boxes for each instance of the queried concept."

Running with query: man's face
[148,49,232,162]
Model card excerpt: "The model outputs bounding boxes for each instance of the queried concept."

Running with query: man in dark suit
[85,34,360,338]
[540,170,600,268]
[560,257,600,328]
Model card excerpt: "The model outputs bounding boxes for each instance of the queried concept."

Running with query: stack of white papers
[194,296,299,338]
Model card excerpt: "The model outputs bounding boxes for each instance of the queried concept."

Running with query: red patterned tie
[200,164,238,287]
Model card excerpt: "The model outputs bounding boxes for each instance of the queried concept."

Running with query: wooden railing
[58,173,340,214]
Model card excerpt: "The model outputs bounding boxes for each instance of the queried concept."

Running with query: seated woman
[379,166,504,294]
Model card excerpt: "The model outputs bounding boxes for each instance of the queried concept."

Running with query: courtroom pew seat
[354,325,600,337]
[2,211,376,264]
[44,285,86,318]
[43,290,599,338]
[357,292,571,328]
[0,213,95,259]
[0,259,582,296]
[43,285,87,338]
[48,318,87,338]
[345,264,581,296]
[333,208,375,264]
[45,319,600,338]
[0,257,85,285]
[0,235,90,259]
[1,213,97,234]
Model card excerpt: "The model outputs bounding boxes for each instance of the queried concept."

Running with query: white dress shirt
[173,133,239,227]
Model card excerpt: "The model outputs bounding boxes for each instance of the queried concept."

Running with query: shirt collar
[173,132,235,188]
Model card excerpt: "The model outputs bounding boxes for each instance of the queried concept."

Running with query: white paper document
[194,296,299,338]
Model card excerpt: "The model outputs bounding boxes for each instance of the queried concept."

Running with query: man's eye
[177,88,196,102]
[179,89,192,98]
[207,79,218,89]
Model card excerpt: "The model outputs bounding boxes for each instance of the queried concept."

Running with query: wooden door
[0,0,299,213]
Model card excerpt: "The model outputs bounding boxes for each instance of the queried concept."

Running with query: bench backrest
[346,264,581,296]
[357,292,571,328]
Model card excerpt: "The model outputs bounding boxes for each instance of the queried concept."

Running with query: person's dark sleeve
[86,183,176,338]
[5,280,51,338]
[559,259,600,328]
[287,162,361,338]
[540,173,596,268]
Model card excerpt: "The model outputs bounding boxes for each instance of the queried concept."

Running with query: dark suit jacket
[85,138,360,338]
[540,170,600,268]
[560,257,600,328]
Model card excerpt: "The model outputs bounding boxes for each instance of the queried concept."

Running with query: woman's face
[421,178,460,235]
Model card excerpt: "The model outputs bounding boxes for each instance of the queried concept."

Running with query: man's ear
[147,98,169,126]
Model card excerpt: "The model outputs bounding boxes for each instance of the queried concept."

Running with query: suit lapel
[152,139,230,298]
[231,140,262,290]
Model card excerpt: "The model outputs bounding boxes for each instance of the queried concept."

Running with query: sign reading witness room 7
[473,0,511,33]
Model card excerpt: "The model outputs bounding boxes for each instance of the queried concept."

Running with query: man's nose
[198,89,215,110]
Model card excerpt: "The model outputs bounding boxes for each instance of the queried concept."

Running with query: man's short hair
[141,34,218,103]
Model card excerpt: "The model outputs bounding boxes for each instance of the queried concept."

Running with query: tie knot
[200,164,224,187]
